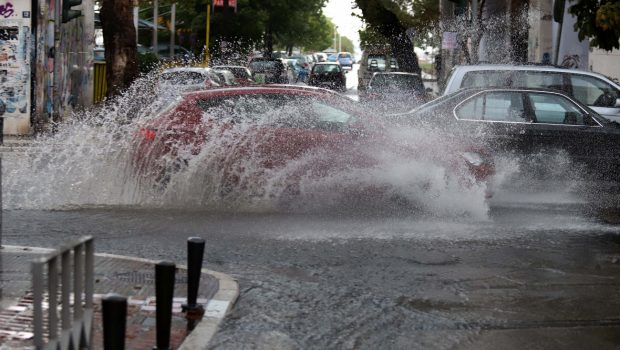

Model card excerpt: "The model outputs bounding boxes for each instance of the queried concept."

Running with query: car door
[453,91,533,155]
[524,91,607,174]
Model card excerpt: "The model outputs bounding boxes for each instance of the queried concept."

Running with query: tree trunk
[355,0,421,74]
[264,24,274,58]
[387,30,421,74]
[100,0,138,98]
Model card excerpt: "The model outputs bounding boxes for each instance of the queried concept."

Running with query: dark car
[397,88,620,181]
[308,63,346,92]
[132,85,495,199]
[363,72,429,111]
[248,58,288,84]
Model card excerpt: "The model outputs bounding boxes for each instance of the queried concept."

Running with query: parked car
[308,62,346,92]
[156,67,221,93]
[363,72,429,111]
[357,48,400,96]
[396,87,620,181]
[212,65,254,85]
[132,85,495,200]
[327,54,338,62]
[337,52,353,69]
[212,69,237,86]
[248,57,289,84]
[443,64,620,123]
[315,52,327,62]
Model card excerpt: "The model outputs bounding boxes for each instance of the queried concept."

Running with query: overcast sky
[322,0,363,53]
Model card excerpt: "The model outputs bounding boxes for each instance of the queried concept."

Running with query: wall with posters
[0,0,31,135]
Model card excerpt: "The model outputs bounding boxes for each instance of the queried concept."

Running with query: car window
[160,71,206,84]
[456,92,526,122]
[511,71,566,92]
[527,93,588,125]
[570,75,620,107]
[367,55,387,71]
[313,64,340,73]
[461,71,511,89]
[196,94,356,131]
[370,74,424,92]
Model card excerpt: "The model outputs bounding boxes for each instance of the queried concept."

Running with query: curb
[96,253,239,350]
[1,245,239,349]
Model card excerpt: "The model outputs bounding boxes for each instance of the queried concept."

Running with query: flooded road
[3,194,620,349]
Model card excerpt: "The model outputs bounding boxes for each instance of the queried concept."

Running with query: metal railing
[31,236,95,350]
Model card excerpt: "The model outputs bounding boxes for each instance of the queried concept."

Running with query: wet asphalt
[3,194,620,349]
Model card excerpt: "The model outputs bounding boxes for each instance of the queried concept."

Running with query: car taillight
[139,127,157,141]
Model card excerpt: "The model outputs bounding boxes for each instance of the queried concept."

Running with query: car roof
[451,64,614,80]
[371,72,420,77]
[314,62,340,65]
[161,67,211,73]
[212,65,248,69]
[182,85,341,99]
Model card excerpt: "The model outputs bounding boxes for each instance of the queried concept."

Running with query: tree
[100,0,139,98]
[339,36,355,53]
[355,0,439,74]
[569,0,620,51]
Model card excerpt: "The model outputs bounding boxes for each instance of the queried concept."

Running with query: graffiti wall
[0,0,31,134]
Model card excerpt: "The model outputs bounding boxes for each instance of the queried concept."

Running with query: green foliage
[137,0,330,59]
[339,36,355,53]
[137,52,160,74]
[569,0,620,51]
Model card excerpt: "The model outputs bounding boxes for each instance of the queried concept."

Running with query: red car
[132,85,495,204]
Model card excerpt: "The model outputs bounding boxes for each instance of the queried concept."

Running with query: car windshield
[338,53,351,59]
[371,74,424,92]
[195,94,357,130]
[159,71,206,84]
[223,67,250,79]
[249,60,280,72]
[313,64,341,73]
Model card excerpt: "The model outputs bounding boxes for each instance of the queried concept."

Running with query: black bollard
[186,237,205,307]
[182,237,206,331]
[154,261,176,350]
[102,293,127,350]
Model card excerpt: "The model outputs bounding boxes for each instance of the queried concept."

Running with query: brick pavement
[0,246,238,349]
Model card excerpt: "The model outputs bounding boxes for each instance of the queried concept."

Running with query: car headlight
[462,152,484,167]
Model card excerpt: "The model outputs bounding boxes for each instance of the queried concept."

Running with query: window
[570,75,619,107]
[527,93,587,125]
[367,55,387,71]
[196,94,356,131]
[456,92,526,122]
[461,71,512,89]
[512,71,566,92]
[160,71,206,85]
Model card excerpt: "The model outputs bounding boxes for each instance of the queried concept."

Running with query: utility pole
[205,1,211,65]
[153,0,158,57]
[170,3,176,58]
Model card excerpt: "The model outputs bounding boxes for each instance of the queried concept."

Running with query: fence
[31,236,95,350]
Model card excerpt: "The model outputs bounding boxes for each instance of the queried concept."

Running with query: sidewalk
[0,245,238,349]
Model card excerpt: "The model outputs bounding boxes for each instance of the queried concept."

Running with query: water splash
[4,72,499,218]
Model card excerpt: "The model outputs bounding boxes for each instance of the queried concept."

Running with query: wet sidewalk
[0,245,239,349]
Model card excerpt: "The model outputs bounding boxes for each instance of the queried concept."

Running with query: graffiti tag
[0,2,15,18]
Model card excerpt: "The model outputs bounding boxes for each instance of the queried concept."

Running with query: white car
[443,64,620,123]
[157,67,221,93]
